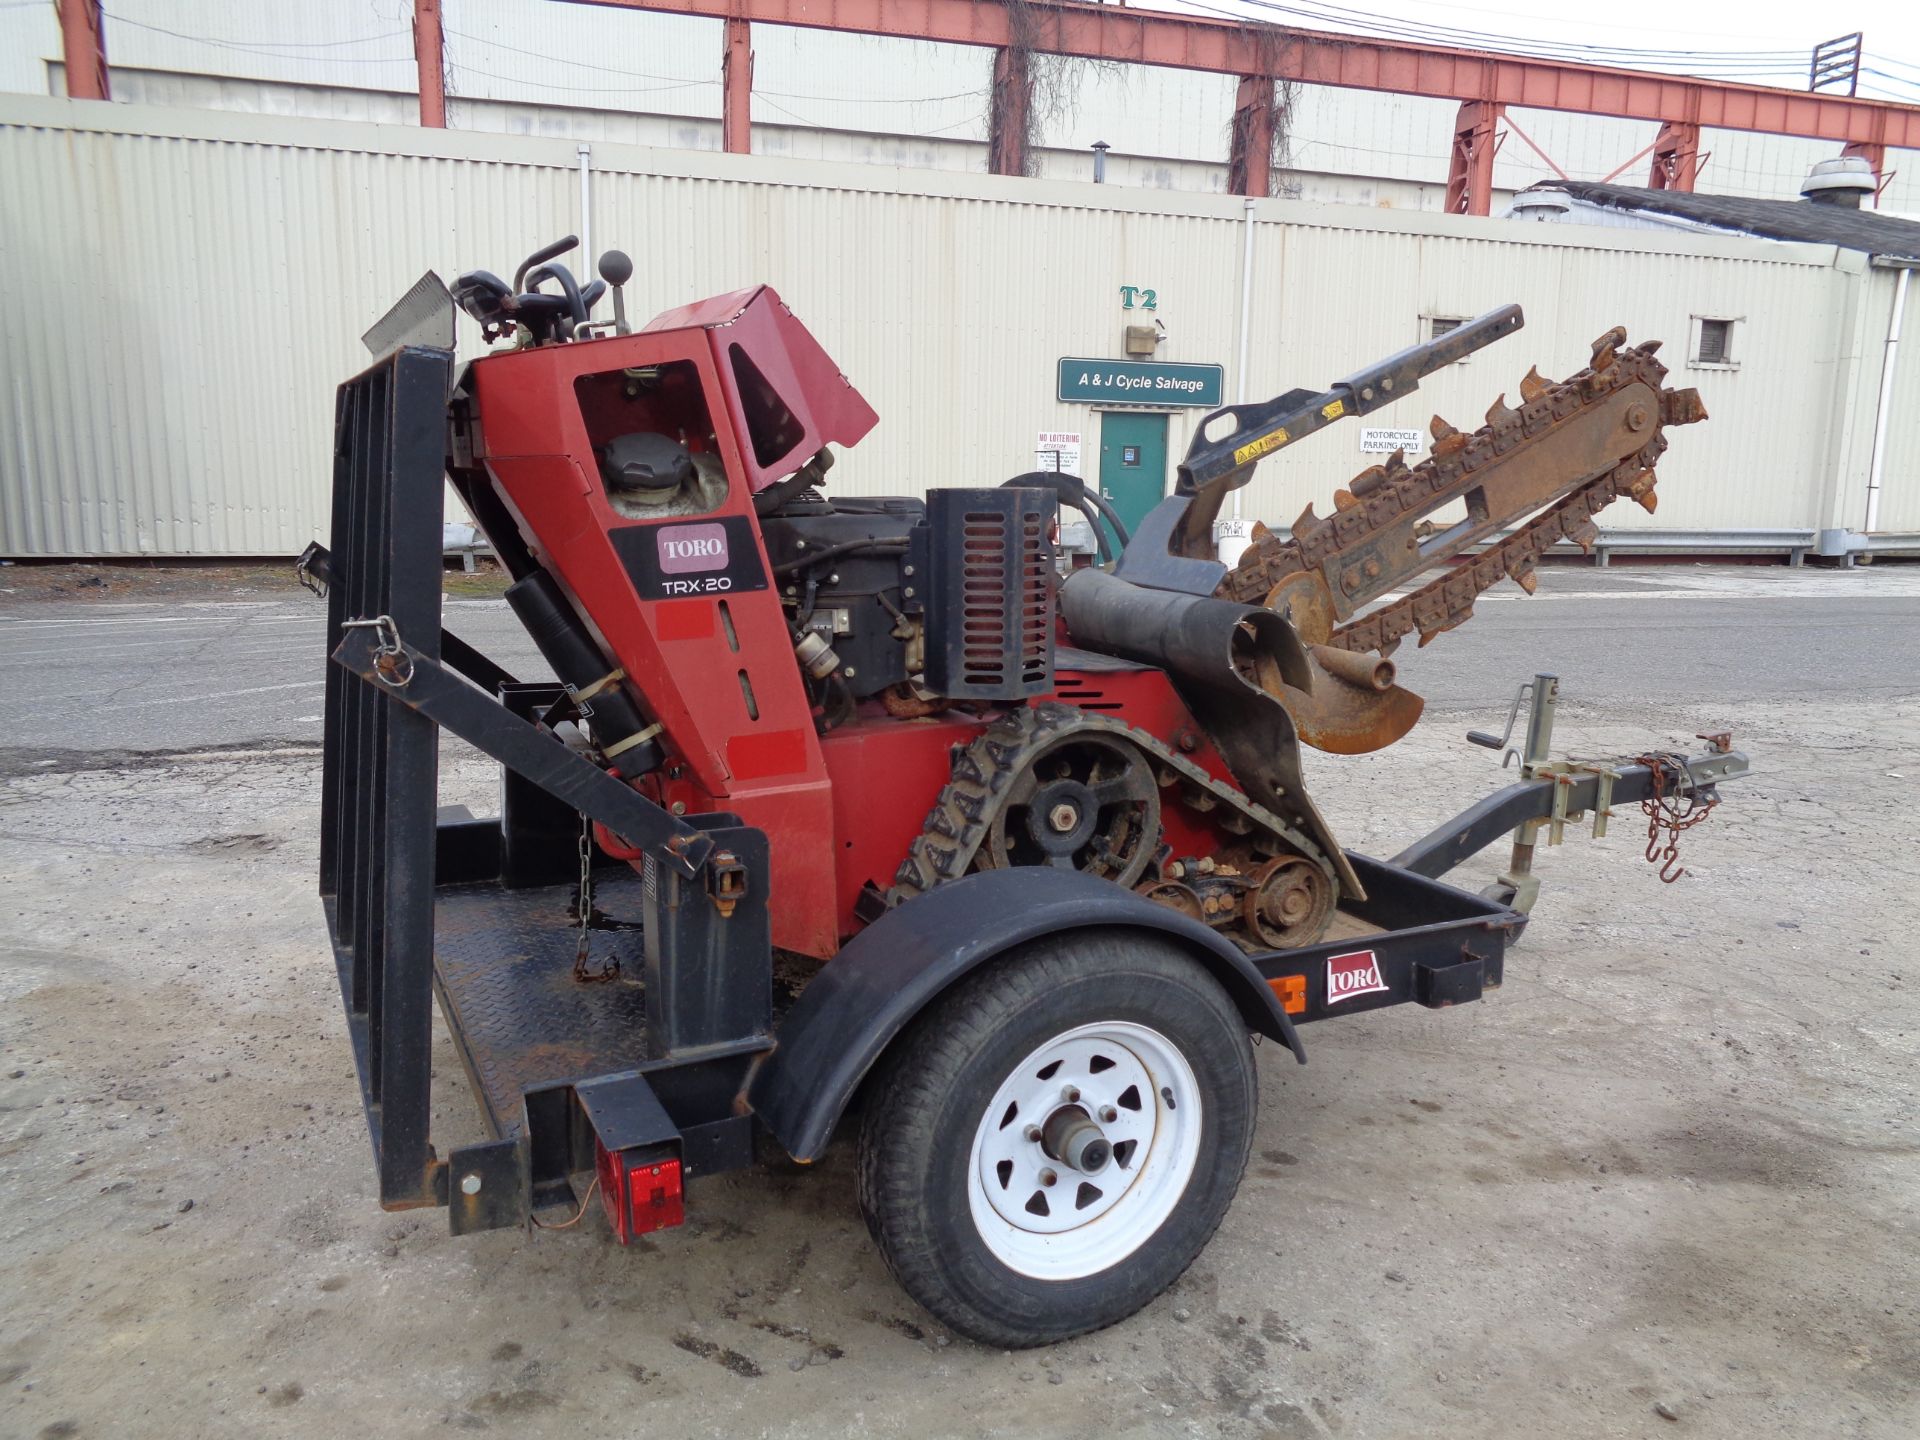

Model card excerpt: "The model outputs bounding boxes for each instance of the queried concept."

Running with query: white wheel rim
[964,1020,1203,1281]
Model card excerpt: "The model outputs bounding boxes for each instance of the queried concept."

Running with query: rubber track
[885,701,1331,909]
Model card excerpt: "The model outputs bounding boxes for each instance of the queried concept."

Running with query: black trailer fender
[749,867,1303,1163]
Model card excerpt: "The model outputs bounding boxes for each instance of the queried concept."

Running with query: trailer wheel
[856,929,1256,1347]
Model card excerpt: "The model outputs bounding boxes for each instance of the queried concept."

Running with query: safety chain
[1634,752,1718,883]
[339,614,414,687]
[571,813,620,984]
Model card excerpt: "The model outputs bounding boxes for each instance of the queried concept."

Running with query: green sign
[1057,357,1224,408]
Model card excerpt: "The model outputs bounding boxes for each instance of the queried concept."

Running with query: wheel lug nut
[1099,1106,1117,1123]
[1063,1085,1080,1103]
[1039,1168,1057,1187]
[1024,1124,1042,1142]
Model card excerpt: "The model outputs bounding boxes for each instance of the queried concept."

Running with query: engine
[758,484,1059,721]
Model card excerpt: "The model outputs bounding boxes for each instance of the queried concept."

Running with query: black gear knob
[597,249,634,286]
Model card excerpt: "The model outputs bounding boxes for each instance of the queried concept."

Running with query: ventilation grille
[924,488,1056,701]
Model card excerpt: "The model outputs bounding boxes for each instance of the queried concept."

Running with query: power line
[101,12,410,51]
[1154,0,1919,87]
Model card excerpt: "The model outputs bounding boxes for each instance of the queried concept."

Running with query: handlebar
[513,234,579,292]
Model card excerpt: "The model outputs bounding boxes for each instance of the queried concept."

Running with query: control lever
[599,249,634,335]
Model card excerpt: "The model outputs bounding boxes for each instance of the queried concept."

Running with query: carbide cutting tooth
[1290,502,1318,530]
[1350,464,1389,497]
[1384,447,1410,476]
[1332,488,1359,513]
[1518,365,1550,402]
[1566,516,1600,552]
[1429,414,1458,442]
[1589,325,1626,370]
[1416,608,1469,647]
[1485,394,1516,427]
[1505,557,1539,595]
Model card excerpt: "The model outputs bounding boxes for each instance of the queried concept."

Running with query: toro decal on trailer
[305,232,1747,1349]
[1326,950,1389,1005]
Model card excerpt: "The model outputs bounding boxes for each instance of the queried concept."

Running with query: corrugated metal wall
[0,95,1907,556]
[1872,269,1920,532]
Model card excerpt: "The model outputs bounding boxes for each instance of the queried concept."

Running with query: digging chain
[885,701,1333,909]
[1635,752,1719,883]
[1221,340,1699,655]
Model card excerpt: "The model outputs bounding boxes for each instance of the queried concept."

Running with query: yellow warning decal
[1233,429,1290,466]
[1322,398,1346,420]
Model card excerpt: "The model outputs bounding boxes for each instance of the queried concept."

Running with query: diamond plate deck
[433,871,653,1140]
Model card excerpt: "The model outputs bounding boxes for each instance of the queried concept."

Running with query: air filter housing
[923,487,1057,700]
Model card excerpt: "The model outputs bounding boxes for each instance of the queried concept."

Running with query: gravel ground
[1,566,1916,1439]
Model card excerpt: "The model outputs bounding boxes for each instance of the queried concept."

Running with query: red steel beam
[414,0,446,128]
[1649,119,1700,191]
[723,17,753,153]
[1229,75,1275,198]
[1445,100,1501,215]
[57,0,110,102]
[559,0,1920,149]
[988,46,1031,176]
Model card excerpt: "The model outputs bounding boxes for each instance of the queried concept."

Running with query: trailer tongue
[308,237,1747,1347]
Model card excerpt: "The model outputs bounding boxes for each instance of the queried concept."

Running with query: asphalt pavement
[2,562,1916,765]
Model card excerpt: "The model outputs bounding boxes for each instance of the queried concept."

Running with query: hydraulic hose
[504,568,661,771]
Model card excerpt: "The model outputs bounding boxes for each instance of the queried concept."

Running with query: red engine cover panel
[643,285,879,494]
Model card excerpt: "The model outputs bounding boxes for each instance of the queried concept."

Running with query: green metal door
[1097,411,1170,546]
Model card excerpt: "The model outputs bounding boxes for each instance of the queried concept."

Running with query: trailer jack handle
[1476,673,1559,911]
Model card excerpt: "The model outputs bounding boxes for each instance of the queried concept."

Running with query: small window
[1693,317,1738,368]
[728,343,806,470]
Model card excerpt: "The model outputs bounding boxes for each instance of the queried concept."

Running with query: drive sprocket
[887,703,1339,949]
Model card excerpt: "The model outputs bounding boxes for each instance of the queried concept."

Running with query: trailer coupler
[1397,671,1750,913]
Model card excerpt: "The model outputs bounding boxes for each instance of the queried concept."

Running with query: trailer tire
[855,927,1257,1348]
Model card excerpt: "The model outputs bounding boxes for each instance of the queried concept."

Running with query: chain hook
[1635,752,1717,883]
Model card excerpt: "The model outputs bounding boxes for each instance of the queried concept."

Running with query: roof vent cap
[1801,156,1876,208]
[1507,189,1572,221]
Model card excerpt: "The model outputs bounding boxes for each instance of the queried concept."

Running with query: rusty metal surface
[432,871,655,1139]
[1272,643,1426,755]
[1222,330,1707,665]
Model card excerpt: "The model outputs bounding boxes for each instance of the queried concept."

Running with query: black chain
[572,813,620,984]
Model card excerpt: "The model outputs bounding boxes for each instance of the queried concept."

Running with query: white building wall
[1866,267,1920,532]
[0,95,1908,558]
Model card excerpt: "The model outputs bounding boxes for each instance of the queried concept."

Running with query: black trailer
[309,345,1748,1345]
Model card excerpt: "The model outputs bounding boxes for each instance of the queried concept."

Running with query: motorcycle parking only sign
[1359,427,1426,456]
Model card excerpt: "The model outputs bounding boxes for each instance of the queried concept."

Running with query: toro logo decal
[1325,949,1388,1005]
[656,523,729,574]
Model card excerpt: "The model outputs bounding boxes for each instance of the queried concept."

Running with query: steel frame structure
[57,0,1919,215]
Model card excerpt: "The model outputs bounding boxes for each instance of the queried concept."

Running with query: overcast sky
[1159,0,1920,102]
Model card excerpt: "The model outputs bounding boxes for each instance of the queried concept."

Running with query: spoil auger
[311,249,1746,1349]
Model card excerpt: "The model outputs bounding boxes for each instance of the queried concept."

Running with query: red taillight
[596,1142,685,1244]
